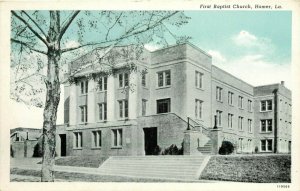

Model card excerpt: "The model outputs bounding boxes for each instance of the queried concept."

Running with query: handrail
[187,117,211,131]
[137,113,195,129]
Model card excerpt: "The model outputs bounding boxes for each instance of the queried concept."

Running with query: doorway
[143,127,157,155]
[59,134,67,156]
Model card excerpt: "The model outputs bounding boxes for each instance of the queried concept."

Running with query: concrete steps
[97,156,208,180]
[198,140,213,154]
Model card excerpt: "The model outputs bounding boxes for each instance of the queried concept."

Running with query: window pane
[119,101,123,118]
[93,131,97,147]
[261,120,266,131]
[113,130,117,146]
[80,133,83,147]
[118,129,123,146]
[165,71,171,85]
[267,100,272,110]
[104,103,107,120]
[158,72,163,87]
[261,140,266,151]
[81,82,84,94]
[268,120,272,131]
[75,133,78,147]
[98,131,101,147]
[157,99,170,113]
[99,78,103,91]
[261,101,266,111]
[81,107,84,122]
[195,72,198,87]
[124,73,129,86]
[85,106,88,122]
[142,100,146,116]
[119,74,123,87]
[125,100,128,118]
[99,104,103,120]
[85,81,88,94]
[195,100,198,118]
[267,140,272,151]
[142,73,146,86]
[199,74,203,88]
[104,77,107,90]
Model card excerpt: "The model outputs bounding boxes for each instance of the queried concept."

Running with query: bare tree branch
[105,12,123,41]
[11,38,47,55]
[61,42,110,53]
[11,11,49,46]
[14,72,46,84]
[58,11,80,41]
[21,11,47,38]
[61,11,179,54]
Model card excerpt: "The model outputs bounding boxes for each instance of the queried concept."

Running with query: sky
[10,10,292,129]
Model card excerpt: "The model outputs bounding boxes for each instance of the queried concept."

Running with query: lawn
[200,154,291,183]
[37,155,108,168]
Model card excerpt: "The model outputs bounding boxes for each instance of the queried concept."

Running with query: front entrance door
[143,127,157,155]
[59,134,67,156]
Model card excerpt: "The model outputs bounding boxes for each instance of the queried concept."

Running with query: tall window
[238,116,243,131]
[261,100,272,111]
[238,96,243,109]
[216,110,222,127]
[98,103,107,121]
[98,76,107,91]
[80,80,88,94]
[195,71,203,89]
[157,70,171,87]
[141,72,146,87]
[247,99,252,112]
[80,105,88,123]
[119,73,129,88]
[238,138,243,152]
[248,119,252,133]
[195,99,203,119]
[228,113,233,128]
[228,91,234,105]
[157,98,171,114]
[261,139,273,152]
[112,129,122,147]
[74,132,82,149]
[247,139,252,152]
[92,130,101,148]
[119,100,128,119]
[142,99,147,116]
[216,87,222,101]
[261,119,272,132]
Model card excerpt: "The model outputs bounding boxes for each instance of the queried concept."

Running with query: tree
[11,10,190,181]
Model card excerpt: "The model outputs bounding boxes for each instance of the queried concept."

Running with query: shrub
[153,145,162,155]
[255,146,259,153]
[33,142,43,157]
[218,141,234,155]
[162,144,183,155]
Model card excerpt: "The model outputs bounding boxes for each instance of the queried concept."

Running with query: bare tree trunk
[41,11,61,182]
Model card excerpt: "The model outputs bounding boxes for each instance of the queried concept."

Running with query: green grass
[200,154,291,183]
[38,155,108,168]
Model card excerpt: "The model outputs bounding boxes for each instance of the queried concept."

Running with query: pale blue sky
[183,11,291,63]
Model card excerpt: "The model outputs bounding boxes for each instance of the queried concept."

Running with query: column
[69,83,77,126]
[107,75,115,121]
[129,72,137,119]
[88,79,95,123]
